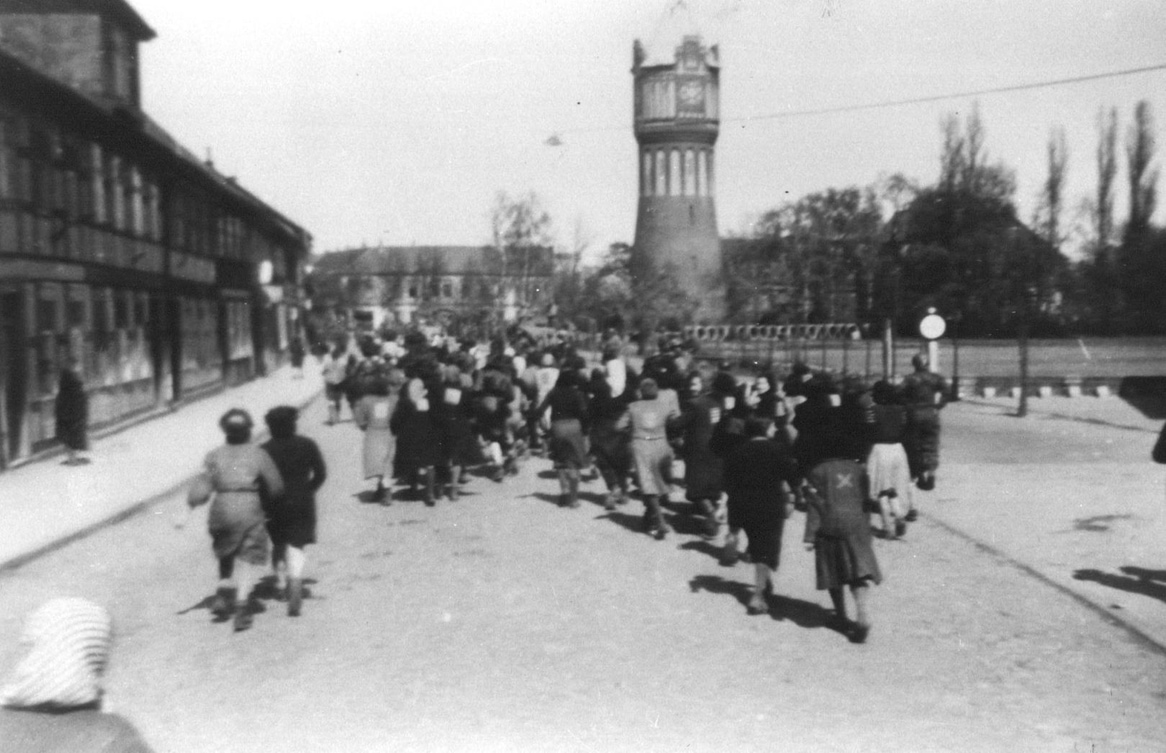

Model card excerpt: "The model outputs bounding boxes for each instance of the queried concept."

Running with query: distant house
[309,245,555,332]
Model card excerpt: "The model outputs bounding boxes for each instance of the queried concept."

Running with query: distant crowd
[184,327,950,644]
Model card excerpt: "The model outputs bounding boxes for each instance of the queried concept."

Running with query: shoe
[568,496,581,509]
[849,621,871,644]
[210,588,235,619]
[603,493,618,511]
[288,579,303,617]
[895,519,907,538]
[746,594,768,615]
[233,603,254,632]
[719,544,739,567]
[904,509,918,522]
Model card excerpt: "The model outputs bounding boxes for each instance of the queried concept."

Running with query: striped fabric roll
[1,598,112,710]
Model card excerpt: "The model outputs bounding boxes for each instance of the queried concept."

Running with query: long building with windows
[0,0,311,468]
[309,245,555,335]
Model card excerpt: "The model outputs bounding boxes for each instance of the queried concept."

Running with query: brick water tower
[631,34,724,321]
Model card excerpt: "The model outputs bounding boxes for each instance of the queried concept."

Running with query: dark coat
[55,369,89,451]
[391,396,443,473]
[722,437,798,529]
[432,383,483,467]
[670,393,724,501]
[261,435,327,547]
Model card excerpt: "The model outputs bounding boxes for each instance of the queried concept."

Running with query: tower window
[697,150,708,196]
[684,149,696,196]
[642,151,653,196]
[669,150,681,196]
[655,150,666,195]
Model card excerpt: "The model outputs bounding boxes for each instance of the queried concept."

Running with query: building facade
[631,34,724,321]
[309,245,555,335]
[0,0,311,468]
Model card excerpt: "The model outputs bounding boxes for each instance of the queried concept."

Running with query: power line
[548,61,1166,140]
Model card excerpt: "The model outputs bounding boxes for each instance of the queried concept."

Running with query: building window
[408,285,417,300]
[442,281,453,299]
[684,149,696,196]
[706,151,715,197]
[655,150,666,195]
[697,150,707,196]
[669,149,681,196]
[641,150,653,197]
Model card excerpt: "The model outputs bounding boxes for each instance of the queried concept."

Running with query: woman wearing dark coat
[669,371,732,538]
[261,406,327,616]
[391,378,444,505]
[723,417,799,615]
[56,356,89,465]
[432,366,482,500]
[586,369,632,510]
[533,369,591,508]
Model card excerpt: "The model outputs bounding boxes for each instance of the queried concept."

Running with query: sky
[128,0,1166,263]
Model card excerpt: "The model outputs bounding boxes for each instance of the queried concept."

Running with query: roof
[0,0,156,40]
[312,246,555,277]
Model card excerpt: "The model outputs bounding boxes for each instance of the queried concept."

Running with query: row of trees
[550,100,1164,339]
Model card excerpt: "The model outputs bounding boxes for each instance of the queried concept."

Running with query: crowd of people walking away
[178,325,947,643]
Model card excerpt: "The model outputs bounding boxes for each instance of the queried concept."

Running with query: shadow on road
[688,574,846,634]
[1073,566,1166,604]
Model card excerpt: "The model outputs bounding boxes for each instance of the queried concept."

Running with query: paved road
[1,396,1164,752]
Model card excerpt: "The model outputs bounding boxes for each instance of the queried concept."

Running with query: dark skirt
[741,519,785,570]
[265,499,317,548]
[814,531,882,589]
[905,407,941,476]
[548,418,589,470]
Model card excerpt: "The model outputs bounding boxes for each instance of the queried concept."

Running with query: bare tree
[490,191,554,319]
[1125,100,1159,241]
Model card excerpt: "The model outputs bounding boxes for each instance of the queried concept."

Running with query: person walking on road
[802,442,882,644]
[586,368,632,510]
[532,369,591,508]
[55,354,90,466]
[864,380,914,539]
[353,370,403,503]
[670,371,732,539]
[901,352,949,499]
[391,374,443,505]
[723,416,799,616]
[618,378,675,540]
[432,365,481,500]
[289,336,306,379]
[322,345,349,425]
[261,406,327,617]
[181,409,285,632]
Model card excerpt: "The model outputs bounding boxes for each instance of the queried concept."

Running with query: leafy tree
[730,186,882,325]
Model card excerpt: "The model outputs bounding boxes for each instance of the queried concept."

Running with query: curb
[0,389,324,574]
[956,397,1160,434]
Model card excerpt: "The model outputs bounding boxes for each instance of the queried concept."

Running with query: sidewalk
[0,365,324,571]
[924,392,1166,654]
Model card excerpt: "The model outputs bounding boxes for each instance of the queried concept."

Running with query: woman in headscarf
[353,368,404,503]
[533,369,591,508]
[181,408,284,632]
[261,406,327,616]
[617,378,674,539]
